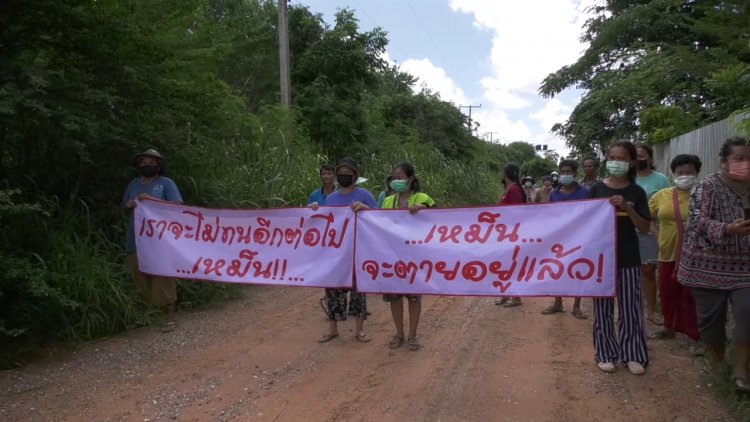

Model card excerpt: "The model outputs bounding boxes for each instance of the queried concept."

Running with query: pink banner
[355,200,617,297]
[134,199,355,288]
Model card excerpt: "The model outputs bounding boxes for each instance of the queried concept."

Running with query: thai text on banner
[134,199,355,288]
[354,199,617,297]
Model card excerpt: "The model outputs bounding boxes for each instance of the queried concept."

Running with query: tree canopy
[539,0,750,154]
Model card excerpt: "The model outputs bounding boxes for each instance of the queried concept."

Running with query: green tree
[540,0,750,153]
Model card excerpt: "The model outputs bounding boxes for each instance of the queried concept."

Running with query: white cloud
[447,0,598,156]
[399,58,470,106]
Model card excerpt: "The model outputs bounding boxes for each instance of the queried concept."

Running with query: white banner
[354,200,617,297]
[134,200,355,288]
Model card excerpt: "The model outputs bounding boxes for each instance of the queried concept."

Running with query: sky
[295,0,599,157]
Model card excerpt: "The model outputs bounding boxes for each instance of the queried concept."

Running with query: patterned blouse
[677,173,750,290]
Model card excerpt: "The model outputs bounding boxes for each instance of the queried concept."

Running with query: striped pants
[593,266,649,365]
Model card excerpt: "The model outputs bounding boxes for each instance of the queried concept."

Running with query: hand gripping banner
[134,199,355,288]
[354,199,617,297]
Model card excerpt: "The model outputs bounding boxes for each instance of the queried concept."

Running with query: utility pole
[459,104,481,133]
[278,0,292,105]
[484,132,498,143]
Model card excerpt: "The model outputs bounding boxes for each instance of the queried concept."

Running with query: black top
[588,181,651,268]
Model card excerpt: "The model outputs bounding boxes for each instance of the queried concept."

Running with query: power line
[351,0,410,61]
[404,0,457,76]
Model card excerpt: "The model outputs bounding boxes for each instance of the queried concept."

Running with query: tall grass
[1,106,506,367]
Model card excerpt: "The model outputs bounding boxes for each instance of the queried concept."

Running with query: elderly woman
[677,137,750,393]
[648,154,702,341]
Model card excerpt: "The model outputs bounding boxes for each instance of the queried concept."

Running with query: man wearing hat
[310,157,377,343]
[122,148,183,332]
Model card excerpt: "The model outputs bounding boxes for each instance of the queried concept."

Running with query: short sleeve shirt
[324,187,378,208]
[588,181,651,268]
[499,183,526,205]
[637,171,671,200]
[307,187,330,206]
[649,187,689,261]
[382,192,436,209]
[122,176,183,253]
[550,184,589,202]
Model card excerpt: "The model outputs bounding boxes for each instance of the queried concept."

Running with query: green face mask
[390,179,409,193]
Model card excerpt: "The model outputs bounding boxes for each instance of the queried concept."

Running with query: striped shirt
[677,174,750,290]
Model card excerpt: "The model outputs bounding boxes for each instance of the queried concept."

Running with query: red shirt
[498,183,526,205]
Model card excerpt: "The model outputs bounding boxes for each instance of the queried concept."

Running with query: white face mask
[674,175,697,190]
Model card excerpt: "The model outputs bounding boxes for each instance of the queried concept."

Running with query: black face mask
[139,165,159,177]
[637,160,649,171]
[336,174,354,188]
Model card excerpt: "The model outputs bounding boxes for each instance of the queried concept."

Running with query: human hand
[137,193,155,201]
[351,201,370,212]
[608,195,629,211]
[310,202,320,211]
[125,199,137,209]
[725,218,750,236]
[409,204,425,215]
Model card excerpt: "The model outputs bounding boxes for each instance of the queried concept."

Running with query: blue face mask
[559,175,575,185]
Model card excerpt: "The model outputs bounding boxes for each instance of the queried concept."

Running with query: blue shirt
[324,187,377,208]
[637,171,670,200]
[550,184,589,202]
[307,187,331,205]
[122,176,183,253]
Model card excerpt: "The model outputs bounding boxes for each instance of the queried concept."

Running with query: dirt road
[0,286,736,421]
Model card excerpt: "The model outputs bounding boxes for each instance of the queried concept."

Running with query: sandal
[355,332,372,343]
[407,337,420,351]
[733,377,750,393]
[541,305,564,315]
[495,297,510,306]
[317,332,339,343]
[388,336,405,349]
[647,329,675,340]
[503,299,522,307]
[571,308,588,320]
[161,321,176,333]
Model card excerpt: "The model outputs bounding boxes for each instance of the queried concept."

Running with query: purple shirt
[324,187,377,208]
[550,184,589,202]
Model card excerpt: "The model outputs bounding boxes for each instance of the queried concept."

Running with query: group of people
[122,137,750,390]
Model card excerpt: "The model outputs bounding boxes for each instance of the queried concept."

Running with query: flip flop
[647,330,675,340]
[317,332,339,343]
[407,337,420,351]
[503,300,522,307]
[541,306,564,315]
[161,321,176,333]
[734,377,750,393]
[355,332,372,343]
[571,309,588,320]
[647,315,663,326]
[388,336,405,349]
[495,298,510,306]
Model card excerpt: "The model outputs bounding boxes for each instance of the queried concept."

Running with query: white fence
[652,113,748,176]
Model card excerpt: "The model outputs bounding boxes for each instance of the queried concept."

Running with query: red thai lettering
[461,261,487,282]
[435,260,460,280]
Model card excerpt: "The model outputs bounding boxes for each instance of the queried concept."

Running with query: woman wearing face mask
[677,137,750,393]
[311,158,378,344]
[542,159,590,319]
[588,141,652,375]
[122,148,184,332]
[635,144,671,326]
[376,163,435,351]
[647,155,702,342]
[496,163,527,307]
